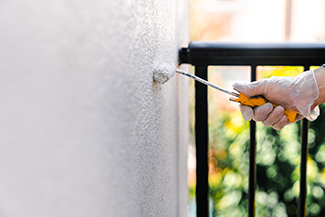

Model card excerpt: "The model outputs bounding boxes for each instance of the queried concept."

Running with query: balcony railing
[179,42,325,217]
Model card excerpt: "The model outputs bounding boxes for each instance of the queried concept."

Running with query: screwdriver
[176,69,297,123]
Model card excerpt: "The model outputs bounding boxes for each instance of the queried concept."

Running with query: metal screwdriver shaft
[176,69,239,97]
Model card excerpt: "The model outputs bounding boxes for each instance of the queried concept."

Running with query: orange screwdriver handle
[232,93,297,123]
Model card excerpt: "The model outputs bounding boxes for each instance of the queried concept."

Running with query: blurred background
[187,0,325,216]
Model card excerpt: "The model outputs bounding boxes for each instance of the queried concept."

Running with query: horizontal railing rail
[180,42,325,66]
[179,41,325,217]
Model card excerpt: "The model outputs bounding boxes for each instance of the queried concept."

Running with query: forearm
[314,67,325,106]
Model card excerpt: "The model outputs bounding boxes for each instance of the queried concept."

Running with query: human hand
[233,70,320,130]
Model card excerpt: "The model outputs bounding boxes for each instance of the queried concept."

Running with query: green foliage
[206,106,325,217]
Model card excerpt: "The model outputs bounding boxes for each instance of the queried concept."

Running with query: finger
[233,79,267,97]
[272,115,288,130]
[239,104,253,121]
[252,103,273,122]
[262,106,285,127]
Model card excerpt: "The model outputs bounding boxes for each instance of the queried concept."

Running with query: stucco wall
[0,0,189,217]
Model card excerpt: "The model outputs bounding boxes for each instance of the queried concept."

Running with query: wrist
[314,67,325,106]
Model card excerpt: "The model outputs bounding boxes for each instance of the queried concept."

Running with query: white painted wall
[0,0,189,216]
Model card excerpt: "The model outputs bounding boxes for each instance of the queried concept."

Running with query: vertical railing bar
[195,65,209,217]
[248,65,257,217]
[298,66,310,217]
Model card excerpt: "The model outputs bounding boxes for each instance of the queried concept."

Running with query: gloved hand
[233,69,320,130]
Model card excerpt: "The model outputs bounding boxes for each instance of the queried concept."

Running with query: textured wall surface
[0,0,189,216]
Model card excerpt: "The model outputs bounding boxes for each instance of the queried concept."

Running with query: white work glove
[233,69,320,130]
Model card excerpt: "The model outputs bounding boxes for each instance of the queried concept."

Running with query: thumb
[233,79,268,97]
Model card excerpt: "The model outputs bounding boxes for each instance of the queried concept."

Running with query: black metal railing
[179,42,325,217]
